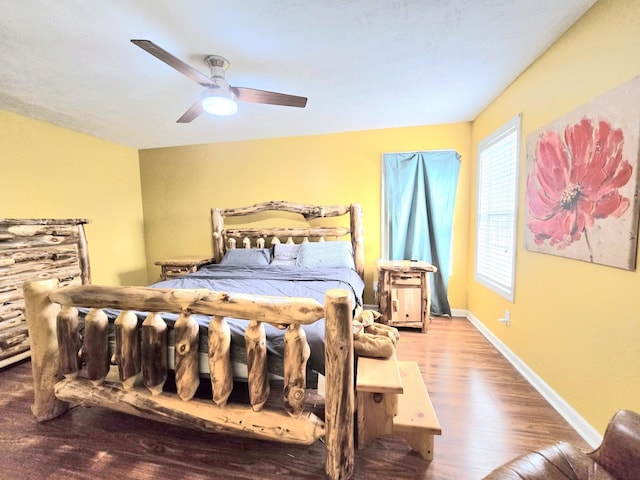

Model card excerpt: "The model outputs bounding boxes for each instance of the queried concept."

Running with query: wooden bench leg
[357,390,397,448]
[394,361,441,461]
[395,429,435,461]
[356,353,403,449]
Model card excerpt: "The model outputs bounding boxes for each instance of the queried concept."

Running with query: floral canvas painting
[524,76,640,270]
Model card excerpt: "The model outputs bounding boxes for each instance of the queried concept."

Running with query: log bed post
[23,279,68,421]
[350,203,364,280]
[324,288,354,480]
[211,208,225,263]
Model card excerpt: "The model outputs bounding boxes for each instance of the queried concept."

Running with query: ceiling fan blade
[131,39,214,88]
[177,100,203,123]
[232,87,307,108]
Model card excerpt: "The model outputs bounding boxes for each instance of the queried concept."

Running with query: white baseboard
[454,308,602,448]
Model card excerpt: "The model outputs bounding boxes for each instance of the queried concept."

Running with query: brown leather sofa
[482,410,640,479]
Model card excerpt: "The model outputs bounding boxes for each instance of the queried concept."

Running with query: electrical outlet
[499,310,511,326]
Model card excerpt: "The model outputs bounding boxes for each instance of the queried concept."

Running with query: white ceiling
[0,0,597,150]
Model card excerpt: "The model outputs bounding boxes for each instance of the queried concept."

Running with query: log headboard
[211,201,364,280]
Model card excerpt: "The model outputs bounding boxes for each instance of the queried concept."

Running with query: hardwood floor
[0,317,590,479]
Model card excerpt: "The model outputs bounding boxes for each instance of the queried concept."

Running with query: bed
[24,201,364,480]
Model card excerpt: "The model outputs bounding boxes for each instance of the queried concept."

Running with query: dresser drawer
[164,265,197,278]
[390,272,421,287]
[156,256,214,280]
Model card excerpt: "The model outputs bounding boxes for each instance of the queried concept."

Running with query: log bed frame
[24,201,364,480]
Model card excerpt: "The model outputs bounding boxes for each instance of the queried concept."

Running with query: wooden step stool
[356,354,442,460]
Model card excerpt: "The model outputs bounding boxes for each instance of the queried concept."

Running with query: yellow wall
[0,110,148,285]
[139,123,471,305]
[468,0,640,433]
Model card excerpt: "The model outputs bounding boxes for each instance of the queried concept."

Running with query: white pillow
[271,243,301,266]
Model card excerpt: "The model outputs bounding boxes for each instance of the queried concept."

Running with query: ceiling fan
[131,39,308,122]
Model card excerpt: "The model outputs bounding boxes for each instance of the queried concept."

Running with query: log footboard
[24,280,354,480]
[54,374,325,444]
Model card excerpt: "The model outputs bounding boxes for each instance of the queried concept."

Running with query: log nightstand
[377,260,437,333]
[155,255,214,280]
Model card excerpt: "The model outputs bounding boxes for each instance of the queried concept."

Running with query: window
[475,114,521,301]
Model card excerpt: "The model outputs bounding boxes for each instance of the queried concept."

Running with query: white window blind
[475,114,520,301]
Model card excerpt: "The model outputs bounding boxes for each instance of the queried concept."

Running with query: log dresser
[377,260,437,333]
[0,218,90,368]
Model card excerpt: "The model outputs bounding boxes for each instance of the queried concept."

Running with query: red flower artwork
[526,118,632,257]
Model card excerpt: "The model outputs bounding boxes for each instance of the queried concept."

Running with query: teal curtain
[383,150,460,316]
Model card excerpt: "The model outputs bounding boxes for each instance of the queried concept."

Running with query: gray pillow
[219,248,271,266]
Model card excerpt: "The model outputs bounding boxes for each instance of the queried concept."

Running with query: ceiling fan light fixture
[201,88,238,116]
[131,41,307,123]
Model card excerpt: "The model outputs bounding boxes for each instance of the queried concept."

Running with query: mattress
[83,264,364,381]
